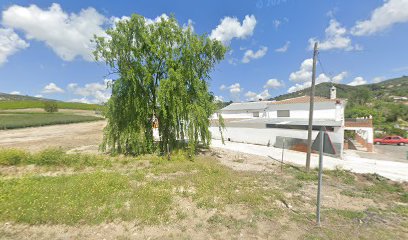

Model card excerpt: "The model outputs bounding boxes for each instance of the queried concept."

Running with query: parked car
[374,136,408,146]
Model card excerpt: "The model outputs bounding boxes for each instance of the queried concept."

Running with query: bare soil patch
[0,121,106,152]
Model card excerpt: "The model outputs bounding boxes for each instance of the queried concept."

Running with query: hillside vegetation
[0,112,103,130]
[272,76,408,101]
[271,77,408,137]
[0,92,57,102]
[0,100,103,111]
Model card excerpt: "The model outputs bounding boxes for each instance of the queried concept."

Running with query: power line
[317,54,334,83]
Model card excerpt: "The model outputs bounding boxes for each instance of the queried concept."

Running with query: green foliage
[94,14,227,156]
[0,112,103,130]
[43,102,58,113]
[0,148,110,168]
[362,173,405,197]
[0,172,172,225]
[0,149,28,166]
[273,76,408,101]
[345,100,408,136]
[214,100,232,110]
[0,100,103,111]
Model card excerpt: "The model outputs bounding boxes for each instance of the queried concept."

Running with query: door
[382,137,393,144]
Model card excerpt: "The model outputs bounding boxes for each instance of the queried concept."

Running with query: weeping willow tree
[94,14,227,155]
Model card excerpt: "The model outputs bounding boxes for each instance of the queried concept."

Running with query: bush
[0,149,28,166]
[44,102,58,113]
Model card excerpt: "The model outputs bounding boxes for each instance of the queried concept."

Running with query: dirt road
[0,121,106,152]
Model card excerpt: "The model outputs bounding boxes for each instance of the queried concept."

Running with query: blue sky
[1,0,407,103]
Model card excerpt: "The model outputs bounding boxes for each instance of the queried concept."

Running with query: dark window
[253,112,259,117]
[277,110,290,117]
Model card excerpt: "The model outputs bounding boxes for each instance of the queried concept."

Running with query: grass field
[0,148,407,239]
[0,112,103,130]
[0,100,103,111]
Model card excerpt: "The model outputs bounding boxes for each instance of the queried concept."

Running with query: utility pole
[306,42,318,171]
[316,127,325,226]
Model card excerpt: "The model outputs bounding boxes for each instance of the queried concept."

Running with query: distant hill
[0,92,103,111]
[271,76,408,101]
[0,92,58,102]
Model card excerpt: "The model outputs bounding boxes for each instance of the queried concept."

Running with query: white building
[210,90,347,157]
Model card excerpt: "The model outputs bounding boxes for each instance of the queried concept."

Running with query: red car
[374,136,408,146]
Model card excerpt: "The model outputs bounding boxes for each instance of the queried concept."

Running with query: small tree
[44,102,58,113]
[94,14,227,155]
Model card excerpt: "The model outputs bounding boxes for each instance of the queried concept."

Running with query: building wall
[210,126,344,157]
[220,111,268,119]
[265,102,344,121]
[219,102,345,122]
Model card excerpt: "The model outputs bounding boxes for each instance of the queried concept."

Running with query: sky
[1,0,408,103]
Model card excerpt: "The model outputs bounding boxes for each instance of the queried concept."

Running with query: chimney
[330,86,337,100]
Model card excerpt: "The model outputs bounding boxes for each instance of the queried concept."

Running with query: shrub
[0,149,28,165]
[44,102,58,113]
[30,148,66,166]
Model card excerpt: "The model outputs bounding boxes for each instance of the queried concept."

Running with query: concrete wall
[210,126,344,156]
[265,102,344,121]
[219,101,345,122]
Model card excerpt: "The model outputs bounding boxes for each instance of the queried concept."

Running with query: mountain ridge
[271,76,408,101]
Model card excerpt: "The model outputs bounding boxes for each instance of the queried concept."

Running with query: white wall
[265,102,344,121]
[220,111,268,119]
[210,126,344,146]
[266,109,336,120]
[345,127,374,144]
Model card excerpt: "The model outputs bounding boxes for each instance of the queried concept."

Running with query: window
[277,110,290,117]
[253,112,259,117]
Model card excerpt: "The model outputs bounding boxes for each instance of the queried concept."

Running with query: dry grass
[0,148,407,239]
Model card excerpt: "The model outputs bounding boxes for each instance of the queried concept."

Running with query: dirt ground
[0,123,407,239]
[0,121,106,152]
[2,148,406,240]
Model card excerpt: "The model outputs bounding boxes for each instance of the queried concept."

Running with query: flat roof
[221,96,344,112]
[217,118,342,129]
[221,101,271,111]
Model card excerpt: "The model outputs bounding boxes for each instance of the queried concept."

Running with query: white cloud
[287,58,349,93]
[0,28,29,65]
[287,72,347,93]
[351,0,408,36]
[332,71,348,83]
[228,58,239,65]
[348,77,367,86]
[219,84,226,91]
[214,95,224,102]
[245,89,270,101]
[182,19,195,32]
[275,41,290,53]
[287,83,312,93]
[2,3,107,61]
[42,83,65,94]
[210,15,256,44]
[144,13,169,25]
[309,19,358,51]
[34,94,43,98]
[242,46,268,63]
[372,76,386,83]
[264,79,284,89]
[228,83,241,94]
[289,58,313,82]
[67,79,111,103]
[9,91,21,95]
